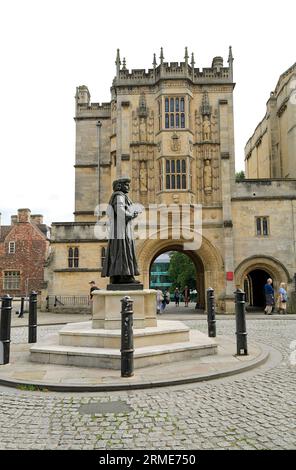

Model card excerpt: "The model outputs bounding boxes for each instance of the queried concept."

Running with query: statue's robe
[102,191,139,278]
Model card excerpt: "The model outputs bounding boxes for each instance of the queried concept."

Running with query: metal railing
[46,295,90,309]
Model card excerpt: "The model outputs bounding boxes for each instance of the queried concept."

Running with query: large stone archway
[136,235,225,311]
[149,244,205,308]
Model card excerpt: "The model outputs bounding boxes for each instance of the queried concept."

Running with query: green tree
[168,252,196,292]
[235,170,245,182]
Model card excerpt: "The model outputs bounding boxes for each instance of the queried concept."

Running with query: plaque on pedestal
[107,283,144,291]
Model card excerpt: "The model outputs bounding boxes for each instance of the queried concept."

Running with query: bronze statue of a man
[102,177,141,285]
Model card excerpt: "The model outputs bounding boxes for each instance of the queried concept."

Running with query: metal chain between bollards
[28,291,38,343]
[234,289,248,355]
[207,287,216,337]
[120,296,134,377]
[0,295,13,364]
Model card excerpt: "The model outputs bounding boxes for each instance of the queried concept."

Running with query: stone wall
[245,64,296,179]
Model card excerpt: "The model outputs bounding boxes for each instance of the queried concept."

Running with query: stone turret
[211,56,224,73]
[76,85,90,107]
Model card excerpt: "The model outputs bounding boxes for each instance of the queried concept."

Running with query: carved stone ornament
[132,112,139,141]
[139,117,147,142]
[138,93,148,117]
[203,159,213,193]
[202,115,211,141]
[111,101,117,113]
[139,161,148,192]
[171,132,181,152]
[147,112,154,142]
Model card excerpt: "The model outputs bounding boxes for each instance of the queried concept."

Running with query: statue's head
[113,177,131,193]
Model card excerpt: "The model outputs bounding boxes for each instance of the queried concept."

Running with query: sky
[0,0,295,226]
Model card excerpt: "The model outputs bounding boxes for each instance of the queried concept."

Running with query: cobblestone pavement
[0,318,295,450]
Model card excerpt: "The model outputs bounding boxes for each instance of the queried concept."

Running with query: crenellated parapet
[75,86,111,119]
[112,47,234,88]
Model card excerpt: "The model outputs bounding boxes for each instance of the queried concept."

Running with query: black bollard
[28,291,38,343]
[18,297,25,318]
[235,289,248,355]
[0,295,13,364]
[207,287,216,337]
[121,296,134,377]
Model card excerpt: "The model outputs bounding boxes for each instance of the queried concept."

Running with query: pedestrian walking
[89,280,99,314]
[174,287,180,307]
[182,285,190,307]
[264,278,274,315]
[162,288,170,311]
[277,282,288,314]
[89,280,99,299]
[156,288,164,314]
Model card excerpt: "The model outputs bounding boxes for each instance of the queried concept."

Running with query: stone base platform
[30,321,217,369]
[0,336,269,392]
[59,320,190,348]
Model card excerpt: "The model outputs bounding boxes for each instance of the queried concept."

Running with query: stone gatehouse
[42,48,296,313]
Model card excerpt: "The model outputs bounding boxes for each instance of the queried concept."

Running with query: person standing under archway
[182,285,190,307]
[174,287,180,307]
[277,282,288,314]
[264,278,274,315]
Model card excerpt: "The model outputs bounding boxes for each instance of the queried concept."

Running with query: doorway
[244,269,272,309]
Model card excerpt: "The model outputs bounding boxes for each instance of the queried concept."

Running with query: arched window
[180,98,185,112]
[68,247,79,268]
[170,113,174,128]
[68,248,73,267]
[170,98,174,112]
[262,218,268,236]
[181,113,185,128]
[159,160,163,191]
[165,114,169,129]
[165,98,169,112]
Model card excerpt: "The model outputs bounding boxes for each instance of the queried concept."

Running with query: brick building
[0,209,50,297]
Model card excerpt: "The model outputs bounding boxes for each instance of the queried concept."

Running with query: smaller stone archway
[235,256,291,309]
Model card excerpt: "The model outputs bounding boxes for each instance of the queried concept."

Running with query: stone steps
[30,328,217,370]
[58,320,190,349]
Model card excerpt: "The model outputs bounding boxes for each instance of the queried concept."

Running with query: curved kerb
[0,345,271,393]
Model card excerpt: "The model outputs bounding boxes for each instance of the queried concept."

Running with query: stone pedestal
[30,288,218,370]
[92,289,157,330]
